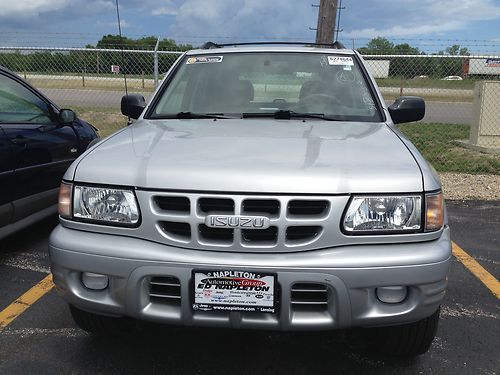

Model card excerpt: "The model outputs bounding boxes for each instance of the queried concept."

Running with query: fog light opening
[82,272,109,290]
[376,286,408,304]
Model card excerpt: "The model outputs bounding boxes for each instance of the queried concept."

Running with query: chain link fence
[0,46,499,180]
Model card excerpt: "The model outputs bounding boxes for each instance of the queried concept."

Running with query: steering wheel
[294,93,343,113]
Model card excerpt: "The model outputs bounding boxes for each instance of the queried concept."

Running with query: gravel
[440,173,500,201]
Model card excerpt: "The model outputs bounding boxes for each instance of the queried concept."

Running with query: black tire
[69,305,133,334]
[370,307,441,358]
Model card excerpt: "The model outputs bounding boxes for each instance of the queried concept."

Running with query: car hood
[74,119,422,194]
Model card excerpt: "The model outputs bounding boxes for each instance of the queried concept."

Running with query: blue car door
[0,126,14,227]
[0,71,79,220]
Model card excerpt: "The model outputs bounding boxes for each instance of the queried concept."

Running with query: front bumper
[49,225,451,331]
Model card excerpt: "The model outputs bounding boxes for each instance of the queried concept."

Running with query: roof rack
[200,41,346,50]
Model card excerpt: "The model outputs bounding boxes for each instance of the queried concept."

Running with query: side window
[0,74,52,124]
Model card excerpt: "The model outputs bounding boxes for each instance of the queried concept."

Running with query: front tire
[69,305,133,334]
[370,307,441,357]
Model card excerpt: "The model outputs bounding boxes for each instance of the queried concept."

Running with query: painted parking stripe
[0,274,54,330]
[452,242,500,299]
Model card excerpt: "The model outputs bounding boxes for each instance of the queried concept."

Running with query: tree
[441,44,470,56]
[358,37,394,54]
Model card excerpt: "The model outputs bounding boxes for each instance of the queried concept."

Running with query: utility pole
[315,0,338,44]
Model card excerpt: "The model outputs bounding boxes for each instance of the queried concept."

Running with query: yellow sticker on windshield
[328,56,354,66]
[186,56,224,65]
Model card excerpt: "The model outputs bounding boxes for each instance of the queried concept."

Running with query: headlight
[343,195,422,233]
[73,186,140,226]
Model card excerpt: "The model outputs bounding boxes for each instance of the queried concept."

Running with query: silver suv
[49,43,451,357]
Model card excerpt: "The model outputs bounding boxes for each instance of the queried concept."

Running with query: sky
[0,0,499,52]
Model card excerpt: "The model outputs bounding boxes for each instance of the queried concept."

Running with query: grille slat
[243,199,280,217]
[154,196,190,213]
[242,226,278,244]
[286,226,322,242]
[291,283,328,311]
[199,198,235,214]
[288,200,329,216]
[160,221,191,241]
[199,224,234,243]
[149,276,181,306]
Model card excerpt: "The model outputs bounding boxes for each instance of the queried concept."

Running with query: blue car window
[0,74,52,124]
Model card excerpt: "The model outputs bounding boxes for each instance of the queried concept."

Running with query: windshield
[149,52,381,122]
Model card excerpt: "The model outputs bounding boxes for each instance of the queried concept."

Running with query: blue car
[0,66,99,240]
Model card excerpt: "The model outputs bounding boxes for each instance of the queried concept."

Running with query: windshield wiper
[242,110,339,121]
[152,112,229,119]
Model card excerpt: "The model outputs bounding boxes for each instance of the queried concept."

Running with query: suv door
[0,72,79,221]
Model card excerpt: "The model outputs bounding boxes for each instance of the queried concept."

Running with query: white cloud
[170,0,316,40]
[0,0,69,17]
[345,0,500,39]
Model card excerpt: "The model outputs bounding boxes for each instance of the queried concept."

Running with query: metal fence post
[154,37,160,89]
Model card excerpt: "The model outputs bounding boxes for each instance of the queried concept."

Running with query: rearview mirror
[59,109,76,124]
[121,94,146,120]
[388,96,425,124]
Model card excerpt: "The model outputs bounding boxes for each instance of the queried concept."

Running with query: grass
[72,106,128,137]
[376,77,476,90]
[73,106,499,175]
[27,78,155,92]
[397,123,500,175]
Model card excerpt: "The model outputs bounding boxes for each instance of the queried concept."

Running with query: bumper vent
[291,283,328,311]
[149,276,181,305]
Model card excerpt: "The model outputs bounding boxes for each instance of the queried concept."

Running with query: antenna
[115,0,130,123]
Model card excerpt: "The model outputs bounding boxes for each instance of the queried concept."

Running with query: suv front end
[50,44,451,357]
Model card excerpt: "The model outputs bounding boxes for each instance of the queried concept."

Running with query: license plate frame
[192,269,277,314]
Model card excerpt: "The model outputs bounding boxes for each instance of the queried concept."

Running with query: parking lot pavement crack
[0,327,88,338]
[441,304,499,319]
[0,252,50,274]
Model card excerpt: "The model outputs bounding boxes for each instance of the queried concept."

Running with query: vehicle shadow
[79,323,418,374]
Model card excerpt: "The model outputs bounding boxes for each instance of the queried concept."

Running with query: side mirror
[121,94,146,120]
[59,109,76,124]
[388,96,425,124]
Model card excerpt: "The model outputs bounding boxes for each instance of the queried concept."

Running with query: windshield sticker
[328,56,354,66]
[186,56,223,65]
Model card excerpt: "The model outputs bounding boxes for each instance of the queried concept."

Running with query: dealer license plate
[193,270,276,313]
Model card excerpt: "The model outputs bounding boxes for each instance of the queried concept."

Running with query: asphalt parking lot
[0,200,498,375]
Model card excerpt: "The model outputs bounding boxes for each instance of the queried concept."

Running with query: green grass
[397,123,500,175]
[72,106,128,137]
[72,106,499,175]
[376,77,476,90]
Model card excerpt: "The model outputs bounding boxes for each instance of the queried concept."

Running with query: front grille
[149,193,339,252]
[291,283,328,311]
[149,276,181,305]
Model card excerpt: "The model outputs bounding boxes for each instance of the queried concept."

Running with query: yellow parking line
[452,242,500,299]
[0,274,54,330]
